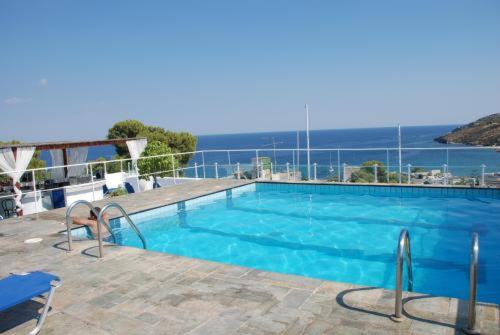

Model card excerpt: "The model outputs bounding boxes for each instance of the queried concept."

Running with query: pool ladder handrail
[392,229,413,322]
[65,200,117,253]
[96,202,147,258]
[463,232,479,335]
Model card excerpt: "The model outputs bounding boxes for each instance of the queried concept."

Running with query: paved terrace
[0,179,498,335]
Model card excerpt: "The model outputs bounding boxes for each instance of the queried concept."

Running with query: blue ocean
[40,125,499,178]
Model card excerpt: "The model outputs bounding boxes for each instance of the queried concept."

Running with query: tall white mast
[398,124,402,184]
[296,131,300,175]
[305,104,311,180]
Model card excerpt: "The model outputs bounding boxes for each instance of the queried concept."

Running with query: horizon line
[196,123,460,137]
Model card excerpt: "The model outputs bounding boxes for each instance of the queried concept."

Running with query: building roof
[0,138,146,151]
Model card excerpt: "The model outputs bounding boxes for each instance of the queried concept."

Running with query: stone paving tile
[288,318,336,335]
[278,289,312,309]
[187,315,248,335]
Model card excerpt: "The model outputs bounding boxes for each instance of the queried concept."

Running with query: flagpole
[305,104,311,180]
[296,131,300,176]
[398,124,402,184]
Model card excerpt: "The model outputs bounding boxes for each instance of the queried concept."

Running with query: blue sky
[1,0,499,141]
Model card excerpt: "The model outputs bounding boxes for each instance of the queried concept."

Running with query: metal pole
[398,124,402,184]
[305,104,311,180]
[201,151,206,178]
[194,162,199,179]
[296,131,300,179]
[120,160,123,173]
[386,149,390,182]
[103,161,107,176]
[463,233,479,335]
[407,164,412,185]
[32,170,39,214]
[337,149,341,182]
[215,162,219,179]
[171,155,176,182]
[286,162,290,181]
[227,150,231,167]
[313,163,317,181]
[292,150,296,180]
[255,150,259,179]
[480,164,486,187]
[374,164,378,183]
[342,163,347,183]
[96,206,104,258]
[236,162,241,179]
[89,163,95,201]
[443,164,448,185]
[393,229,413,322]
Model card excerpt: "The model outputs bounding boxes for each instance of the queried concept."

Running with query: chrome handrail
[65,200,116,257]
[97,203,147,258]
[463,232,479,335]
[65,200,101,253]
[393,229,413,322]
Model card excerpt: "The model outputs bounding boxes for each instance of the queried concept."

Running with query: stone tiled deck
[0,179,498,335]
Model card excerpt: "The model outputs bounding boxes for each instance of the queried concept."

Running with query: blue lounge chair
[0,271,61,335]
[124,182,135,194]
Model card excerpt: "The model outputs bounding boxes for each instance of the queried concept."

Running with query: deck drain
[24,238,43,244]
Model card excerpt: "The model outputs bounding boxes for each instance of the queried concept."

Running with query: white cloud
[39,78,48,87]
[4,97,31,105]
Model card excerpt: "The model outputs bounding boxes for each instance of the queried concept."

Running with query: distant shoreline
[196,124,462,138]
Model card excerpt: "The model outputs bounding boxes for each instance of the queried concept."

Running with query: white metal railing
[0,146,498,216]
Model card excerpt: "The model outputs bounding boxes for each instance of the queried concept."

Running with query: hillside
[434,114,500,146]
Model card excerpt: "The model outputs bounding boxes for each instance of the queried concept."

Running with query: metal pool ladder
[65,200,117,252]
[392,229,413,322]
[96,202,147,258]
[463,232,479,335]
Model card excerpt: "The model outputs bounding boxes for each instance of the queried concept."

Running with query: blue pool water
[111,183,500,304]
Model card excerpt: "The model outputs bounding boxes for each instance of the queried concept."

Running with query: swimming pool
[110,183,500,304]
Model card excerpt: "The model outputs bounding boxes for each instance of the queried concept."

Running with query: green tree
[411,167,427,173]
[351,160,387,183]
[137,141,179,184]
[27,151,47,182]
[107,120,197,165]
[107,120,147,156]
[90,155,123,177]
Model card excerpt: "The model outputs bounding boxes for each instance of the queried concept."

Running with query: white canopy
[49,149,65,180]
[0,146,36,211]
[126,139,148,169]
[67,147,89,177]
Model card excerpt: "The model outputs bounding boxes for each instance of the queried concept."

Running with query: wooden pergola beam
[0,138,146,151]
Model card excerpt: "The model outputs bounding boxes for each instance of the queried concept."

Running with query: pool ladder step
[391,229,480,334]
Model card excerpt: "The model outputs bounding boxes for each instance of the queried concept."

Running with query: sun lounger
[0,271,61,335]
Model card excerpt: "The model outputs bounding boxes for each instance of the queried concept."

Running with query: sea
[40,125,499,178]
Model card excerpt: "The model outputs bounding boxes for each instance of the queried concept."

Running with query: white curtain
[49,149,65,180]
[67,147,88,177]
[126,139,148,171]
[0,147,36,210]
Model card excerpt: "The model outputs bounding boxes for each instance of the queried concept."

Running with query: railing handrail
[0,146,497,176]
[96,203,147,258]
[463,232,479,335]
[393,229,413,322]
